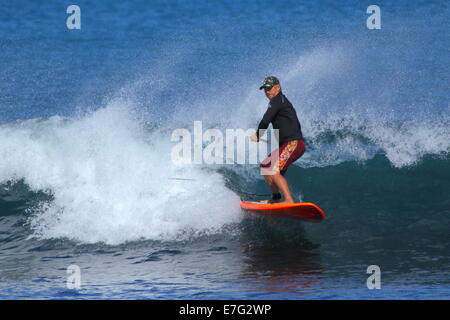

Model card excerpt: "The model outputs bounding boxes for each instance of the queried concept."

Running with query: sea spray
[0,103,241,244]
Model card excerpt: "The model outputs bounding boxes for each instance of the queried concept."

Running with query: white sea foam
[0,101,241,244]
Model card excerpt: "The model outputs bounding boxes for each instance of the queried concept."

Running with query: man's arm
[255,102,279,140]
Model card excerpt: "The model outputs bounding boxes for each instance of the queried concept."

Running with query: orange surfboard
[240,201,325,222]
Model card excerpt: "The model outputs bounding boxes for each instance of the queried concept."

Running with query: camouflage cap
[259,76,280,90]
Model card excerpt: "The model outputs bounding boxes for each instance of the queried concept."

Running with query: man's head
[259,76,281,99]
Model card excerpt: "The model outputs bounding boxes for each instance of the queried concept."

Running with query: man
[250,76,306,204]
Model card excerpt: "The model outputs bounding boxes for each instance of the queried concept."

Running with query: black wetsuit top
[256,92,304,145]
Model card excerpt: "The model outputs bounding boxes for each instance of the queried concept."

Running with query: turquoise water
[0,0,449,299]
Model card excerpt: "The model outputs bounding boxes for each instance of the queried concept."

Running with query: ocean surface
[0,0,449,299]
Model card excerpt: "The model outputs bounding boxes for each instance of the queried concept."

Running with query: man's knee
[261,166,280,177]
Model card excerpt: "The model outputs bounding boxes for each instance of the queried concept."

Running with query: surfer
[250,76,306,204]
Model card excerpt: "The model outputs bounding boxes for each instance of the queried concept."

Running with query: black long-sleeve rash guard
[256,92,304,145]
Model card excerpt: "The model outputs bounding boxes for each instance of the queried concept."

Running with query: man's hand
[250,133,259,142]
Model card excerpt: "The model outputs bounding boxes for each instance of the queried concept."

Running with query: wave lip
[303,116,450,168]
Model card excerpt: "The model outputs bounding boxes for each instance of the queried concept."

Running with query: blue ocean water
[0,0,449,299]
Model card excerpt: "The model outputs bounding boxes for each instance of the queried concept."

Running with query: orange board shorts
[260,139,306,175]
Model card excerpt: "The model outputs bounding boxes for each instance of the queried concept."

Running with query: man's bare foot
[275,199,295,204]
[259,199,282,204]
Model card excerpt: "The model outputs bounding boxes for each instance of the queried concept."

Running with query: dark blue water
[0,0,449,299]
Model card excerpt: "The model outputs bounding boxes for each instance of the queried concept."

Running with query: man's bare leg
[269,173,294,204]
[259,175,280,203]
[263,175,279,194]
[261,173,295,204]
